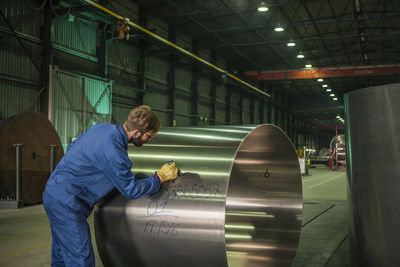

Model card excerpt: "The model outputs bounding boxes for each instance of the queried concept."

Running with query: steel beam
[245,65,400,80]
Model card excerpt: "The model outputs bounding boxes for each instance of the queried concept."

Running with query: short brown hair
[124,105,161,132]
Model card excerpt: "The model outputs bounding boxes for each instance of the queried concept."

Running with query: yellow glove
[157,162,178,183]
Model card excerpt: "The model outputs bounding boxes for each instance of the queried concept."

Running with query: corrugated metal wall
[53,17,97,56]
[1,0,42,38]
[0,0,42,119]
[0,80,40,120]
[112,83,138,124]
[52,15,99,76]
[0,0,316,149]
[50,68,112,151]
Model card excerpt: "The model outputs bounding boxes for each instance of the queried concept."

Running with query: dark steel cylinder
[345,83,400,266]
[0,111,64,204]
[95,124,303,267]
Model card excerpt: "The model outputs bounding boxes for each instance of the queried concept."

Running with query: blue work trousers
[43,191,95,267]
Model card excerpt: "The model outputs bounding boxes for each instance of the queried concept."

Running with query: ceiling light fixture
[297,52,304,58]
[317,78,324,82]
[322,84,328,88]
[258,2,268,12]
[333,97,338,101]
[287,42,296,47]
[330,93,335,97]
[305,64,312,68]
[326,89,332,92]
[274,27,284,32]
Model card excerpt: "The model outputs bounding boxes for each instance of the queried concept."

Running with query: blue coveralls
[43,123,160,267]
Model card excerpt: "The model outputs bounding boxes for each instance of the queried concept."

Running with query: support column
[239,93,244,124]
[190,40,199,126]
[210,52,217,125]
[40,4,54,115]
[274,92,279,126]
[225,86,232,124]
[259,98,264,124]
[289,112,294,142]
[168,26,176,126]
[250,96,255,124]
[98,22,108,78]
[267,101,272,123]
[282,91,288,132]
[137,7,148,105]
[293,119,297,148]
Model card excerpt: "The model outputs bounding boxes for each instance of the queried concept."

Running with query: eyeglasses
[143,132,153,140]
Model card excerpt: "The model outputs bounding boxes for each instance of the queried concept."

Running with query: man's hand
[157,161,178,183]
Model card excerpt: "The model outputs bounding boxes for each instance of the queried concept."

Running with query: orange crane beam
[245,65,400,80]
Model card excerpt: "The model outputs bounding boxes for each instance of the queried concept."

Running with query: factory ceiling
[59,0,400,126]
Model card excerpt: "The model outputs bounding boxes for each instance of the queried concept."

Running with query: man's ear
[131,129,140,137]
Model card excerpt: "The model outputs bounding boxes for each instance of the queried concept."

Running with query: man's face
[130,130,157,147]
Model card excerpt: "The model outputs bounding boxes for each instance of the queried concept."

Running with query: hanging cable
[50,0,73,17]
[25,0,47,10]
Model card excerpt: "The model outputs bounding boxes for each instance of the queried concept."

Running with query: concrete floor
[0,166,348,267]
[293,166,349,267]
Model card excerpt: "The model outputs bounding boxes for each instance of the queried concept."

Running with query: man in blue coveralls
[43,105,178,267]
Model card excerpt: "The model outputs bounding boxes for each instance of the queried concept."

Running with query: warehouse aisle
[0,166,347,267]
[293,166,349,267]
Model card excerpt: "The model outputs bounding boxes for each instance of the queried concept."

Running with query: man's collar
[118,124,128,148]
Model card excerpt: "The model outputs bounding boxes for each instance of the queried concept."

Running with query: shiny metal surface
[345,84,400,267]
[95,124,302,267]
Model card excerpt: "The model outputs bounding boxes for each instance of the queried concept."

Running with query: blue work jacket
[45,123,160,216]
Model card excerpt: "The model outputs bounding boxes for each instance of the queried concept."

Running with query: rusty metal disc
[0,111,64,204]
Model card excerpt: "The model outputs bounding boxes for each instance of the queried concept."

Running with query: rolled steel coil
[95,124,302,267]
[345,83,400,266]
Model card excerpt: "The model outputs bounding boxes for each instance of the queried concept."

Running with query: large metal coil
[95,124,303,267]
[0,111,64,204]
[345,83,400,266]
